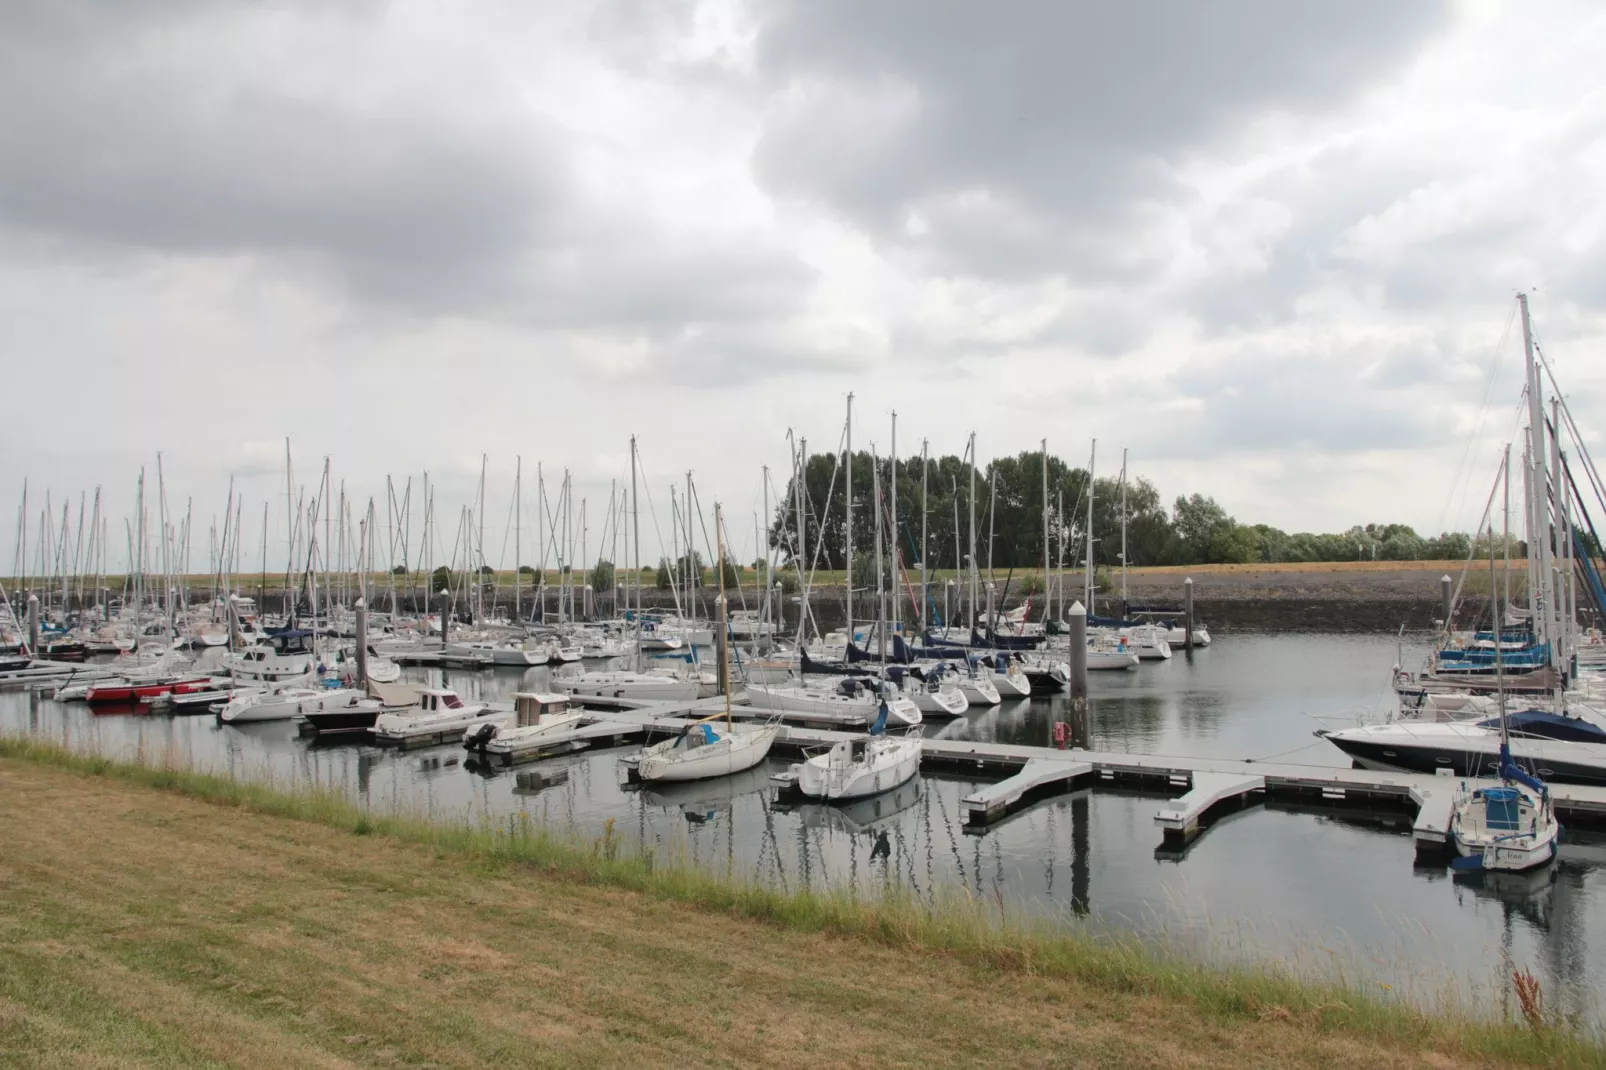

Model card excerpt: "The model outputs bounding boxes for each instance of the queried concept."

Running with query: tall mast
[1549,394,1564,681]
[967,432,977,629]
[845,393,854,646]
[920,439,929,634]
[715,501,731,721]
[890,410,899,634]
[1518,292,1552,664]
[1120,448,1129,611]
[514,457,522,623]
[631,436,642,670]
[685,469,694,621]
[871,442,885,661]
[761,466,770,630]
[1495,444,1509,750]
[1041,440,1050,624]
[1084,440,1096,615]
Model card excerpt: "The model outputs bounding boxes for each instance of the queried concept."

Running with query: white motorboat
[224,629,321,685]
[463,692,588,758]
[1165,623,1211,647]
[219,685,364,724]
[747,676,922,727]
[1316,708,1606,786]
[794,713,923,800]
[371,687,512,745]
[629,718,780,783]
[557,669,700,702]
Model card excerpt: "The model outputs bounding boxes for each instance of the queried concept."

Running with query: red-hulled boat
[86,677,212,704]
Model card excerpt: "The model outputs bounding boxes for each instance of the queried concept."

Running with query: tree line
[766,449,1482,571]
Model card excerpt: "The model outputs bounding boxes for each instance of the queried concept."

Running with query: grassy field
[0,740,1599,1068]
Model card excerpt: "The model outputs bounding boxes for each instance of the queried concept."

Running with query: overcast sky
[4,0,1605,572]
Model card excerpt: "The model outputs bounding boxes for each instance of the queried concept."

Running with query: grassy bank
[0,738,1599,1068]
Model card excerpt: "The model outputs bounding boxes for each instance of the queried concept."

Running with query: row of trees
[766,449,1487,570]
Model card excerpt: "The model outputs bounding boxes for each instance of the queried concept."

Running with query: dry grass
[0,746,1599,1068]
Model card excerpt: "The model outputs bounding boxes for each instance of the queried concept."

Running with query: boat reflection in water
[635,764,771,823]
[792,778,924,836]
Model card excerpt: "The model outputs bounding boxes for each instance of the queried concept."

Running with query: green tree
[590,560,615,592]
[430,565,451,589]
[1210,523,1261,564]
[654,559,672,590]
[1172,494,1232,564]
[518,564,536,577]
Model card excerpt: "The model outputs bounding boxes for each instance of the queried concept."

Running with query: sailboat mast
[761,467,770,630]
[920,439,929,634]
[1549,394,1565,679]
[631,436,642,671]
[514,457,522,623]
[967,432,977,629]
[1518,292,1552,666]
[890,411,898,634]
[845,393,854,646]
[1495,444,1509,745]
[1120,448,1129,611]
[1041,440,1049,625]
[1084,440,1096,615]
[715,502,731,721]
[872,442,885,661]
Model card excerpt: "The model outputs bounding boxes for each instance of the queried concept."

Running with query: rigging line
[1440,301,1519,537]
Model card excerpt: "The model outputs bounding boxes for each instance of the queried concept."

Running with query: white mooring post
[1441,574,1453,632]
[1183,578,1195,651]
[26,593,40,654]
[1068,599,1088,706]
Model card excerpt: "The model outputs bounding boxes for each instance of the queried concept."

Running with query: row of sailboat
[1318,294,1602,872]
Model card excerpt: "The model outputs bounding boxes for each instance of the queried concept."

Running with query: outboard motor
[464,721,499,752]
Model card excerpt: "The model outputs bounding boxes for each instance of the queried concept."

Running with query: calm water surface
[4,632,1601,1025]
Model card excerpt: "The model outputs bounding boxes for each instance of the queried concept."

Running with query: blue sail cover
[1498,740,1549,798]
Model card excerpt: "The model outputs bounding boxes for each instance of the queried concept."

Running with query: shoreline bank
[0,737,1596,1068]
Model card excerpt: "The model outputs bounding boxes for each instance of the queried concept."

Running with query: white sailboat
[633,719,780,782]
[748,676,922,727]
[218,685,365,724]
[793,700,923,801]
[1448,444,1560,874]
[890,664,969,716]
[634,502,781,783]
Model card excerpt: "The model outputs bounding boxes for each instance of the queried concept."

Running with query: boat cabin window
[442,693,463,709]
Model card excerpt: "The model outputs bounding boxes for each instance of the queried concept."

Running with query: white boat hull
[989,669,1032,698]
[560,672,700,702]
[220,687,363,724]
[796,735,922,800]
[747,685,922,726]
[955,676,1001,706]
[636,723,779,782]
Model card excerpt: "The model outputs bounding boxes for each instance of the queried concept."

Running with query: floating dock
[588,696,1606,853]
